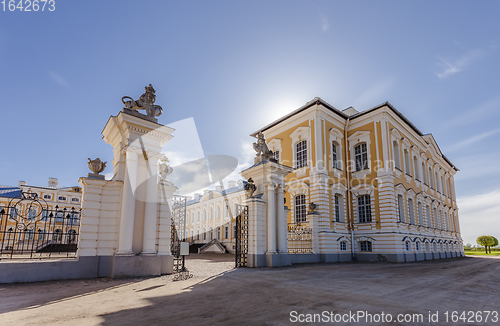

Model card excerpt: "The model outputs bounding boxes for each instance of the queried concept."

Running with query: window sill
[352,169,370,180]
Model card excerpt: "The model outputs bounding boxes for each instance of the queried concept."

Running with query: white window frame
[357,195,372,223]
[290,127,310,173]
[348,131,371,179]
[294,194,307,223]
[329,128,344,172]
[268,138,282,164]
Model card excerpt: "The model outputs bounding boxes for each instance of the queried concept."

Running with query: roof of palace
[251,97,458,171]
[186,182,246,206]
[0,186,22,198]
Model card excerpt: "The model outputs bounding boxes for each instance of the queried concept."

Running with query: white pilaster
[142,153,161,254]
[267,183,277,254]
[276,184,288,253]
[117,149,138,255]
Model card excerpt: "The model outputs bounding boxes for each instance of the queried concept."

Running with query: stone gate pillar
[79,86,177,278]
[240,136,293,267]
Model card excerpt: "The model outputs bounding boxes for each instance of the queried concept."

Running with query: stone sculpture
[88,158,107,179]
[158,156,173,180]
[244,178,257,197]
[253,132,274,162]
[122,84,163,118]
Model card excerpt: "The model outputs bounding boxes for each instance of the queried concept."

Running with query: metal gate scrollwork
[0,192,81,259]
[170,195,192,280]
[235,204,248,268]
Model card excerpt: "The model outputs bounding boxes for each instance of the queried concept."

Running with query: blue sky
[1,1,499,245]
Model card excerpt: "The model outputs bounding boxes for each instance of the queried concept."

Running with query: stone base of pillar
[95,255,173,278]
[247,253,292,267]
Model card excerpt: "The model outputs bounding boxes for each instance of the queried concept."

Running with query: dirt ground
[1,254,499,326]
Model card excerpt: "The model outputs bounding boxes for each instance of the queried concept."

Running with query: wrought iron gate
[170,195,192,280]
[287,223,312,253]
[0,192,81,259]
[235,204,248,268]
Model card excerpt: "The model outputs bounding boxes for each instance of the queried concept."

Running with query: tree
[476,236,495,254]
[464,243,472,250]
[490,236,499,254]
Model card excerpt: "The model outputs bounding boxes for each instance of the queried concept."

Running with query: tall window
[210,208,213,220]
[408,198,415,224]
[354,143,368,171]
[203,210,207,220]
[332,142,341,169]
[295,140,308,169]
[225,204,229,217]
[340,241,347,251]
[433,208,438,229]
[393,141,401,170]
[397,195,404,222]
[191,212,194,223]
[225,226,228,239]
[294,194,306,223]
[203,228,206,240]
[273,150,280,162]
[414,157,419,180]
[416,242,420,251]
[217,207,221,219]
[422,163,427,184]
[417,203,423,225]
[404,149,411,175]
[360,241,372,252]
[429,168,434,188]
[405,241,410,251]
[358,195,371,223]
[426,205,431,227]
[197,212,200,222]
[335,195,340,222]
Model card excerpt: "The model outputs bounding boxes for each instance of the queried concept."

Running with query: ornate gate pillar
[240,132,293,267]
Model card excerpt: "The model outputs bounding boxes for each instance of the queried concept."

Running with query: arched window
[405,241,411,251]
[191,212,194,223]
[203,210,207,221]
[417,202,423,225]
[332,142,341,170]
[210,208,213,220]
[408,198,415,224]
[197,212,200,222]
[355,143,368,171]
[404,149,411,175]
[357,195,372,223]
[360,241,372,252]
[433,242,438,251]
[429,168,434,188]
[294,194,306,223]
[425,242,430,252]
[422,163,427,185]
[209,228,213,240]
[397,195,404,222]
[224,226,228,239]
[217,207,221,219]
[433,208,438,229]
[393,141,401,170]
[340,241,347,251]
[203,228,206,240]
[426,205,431,227]
[295,140,308,169]
[416,242,420,251]
[334,195,344,222]
[413,157,419,180]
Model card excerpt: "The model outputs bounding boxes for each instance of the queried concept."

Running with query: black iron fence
[0,192,81,259]
[287,223,312,254]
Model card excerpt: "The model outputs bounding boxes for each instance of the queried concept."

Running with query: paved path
[1,255,499,325]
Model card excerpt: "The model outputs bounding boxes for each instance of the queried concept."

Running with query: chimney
[216,185,223,192]
[48,177,59,188]
[194,193,202,201]
[18,181,27,187]
[228,181,236,188]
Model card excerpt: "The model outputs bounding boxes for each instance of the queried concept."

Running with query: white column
[267,183,277,254]
[276,184,287,253]
[142,153,160,254]
[117,149,138,255]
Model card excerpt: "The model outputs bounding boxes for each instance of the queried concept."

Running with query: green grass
[465,250,500,256]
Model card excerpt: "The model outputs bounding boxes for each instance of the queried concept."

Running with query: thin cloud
[444,95,500,129]
[48,70,70,88]
[436,49,485,79]
[444,128,500,153]
[457,189,500,245]
[352,78,395,110]
[317,11,329,32]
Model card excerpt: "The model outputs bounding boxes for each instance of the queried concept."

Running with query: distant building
[0,178,82,254]
[184,180,246,253]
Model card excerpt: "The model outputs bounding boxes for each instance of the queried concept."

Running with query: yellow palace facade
[252,98,462,262]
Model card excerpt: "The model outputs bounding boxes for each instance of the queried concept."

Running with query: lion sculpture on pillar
[122,84,163,118]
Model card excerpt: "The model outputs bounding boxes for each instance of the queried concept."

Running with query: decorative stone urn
[87,158,107,179]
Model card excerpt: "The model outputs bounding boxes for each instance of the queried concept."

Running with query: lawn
[465,250,500,256]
